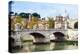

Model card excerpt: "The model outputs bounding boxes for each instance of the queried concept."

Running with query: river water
[12,41,78,53]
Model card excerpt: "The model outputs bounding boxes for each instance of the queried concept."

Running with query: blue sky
[11,1,78,18]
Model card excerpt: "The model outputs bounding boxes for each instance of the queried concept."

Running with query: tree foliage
[19,12,40,19]
[32,13,40,18]
[19,12,31,19]
[48,18,55,28]
[15,16,22,24]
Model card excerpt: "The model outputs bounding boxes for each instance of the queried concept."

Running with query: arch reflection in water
[50,42,78,50]
[22,42,50,52]
[33,44,50,51]
[21,41,78,52]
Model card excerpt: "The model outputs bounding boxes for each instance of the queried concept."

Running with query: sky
[11,1,78,19]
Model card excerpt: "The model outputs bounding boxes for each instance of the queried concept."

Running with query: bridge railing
[11,29,68,32]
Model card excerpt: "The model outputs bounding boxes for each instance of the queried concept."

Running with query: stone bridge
[11,29,69,43]
[11,29,78,44]
[11,29,78,48]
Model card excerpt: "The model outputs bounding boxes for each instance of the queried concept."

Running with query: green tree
[32,13,41,18]
[15,16,23,24]
[19,12,31,19]
[48,18,55,29]
[14,12,18,16]
[29,13,41,29]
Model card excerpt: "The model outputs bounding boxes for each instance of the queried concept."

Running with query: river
[12,41,78,53]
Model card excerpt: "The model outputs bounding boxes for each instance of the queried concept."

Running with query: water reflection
[50,42,65,50]
[13,41,78,52]
[33,44,50,51]
[50,42,78,50]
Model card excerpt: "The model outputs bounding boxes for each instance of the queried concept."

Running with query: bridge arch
[30,32,45,38]
[74,22,78,29]
[53,32,65,41]
[29,32,46,43]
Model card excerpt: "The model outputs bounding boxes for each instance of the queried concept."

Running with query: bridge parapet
[12,29,67,32]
